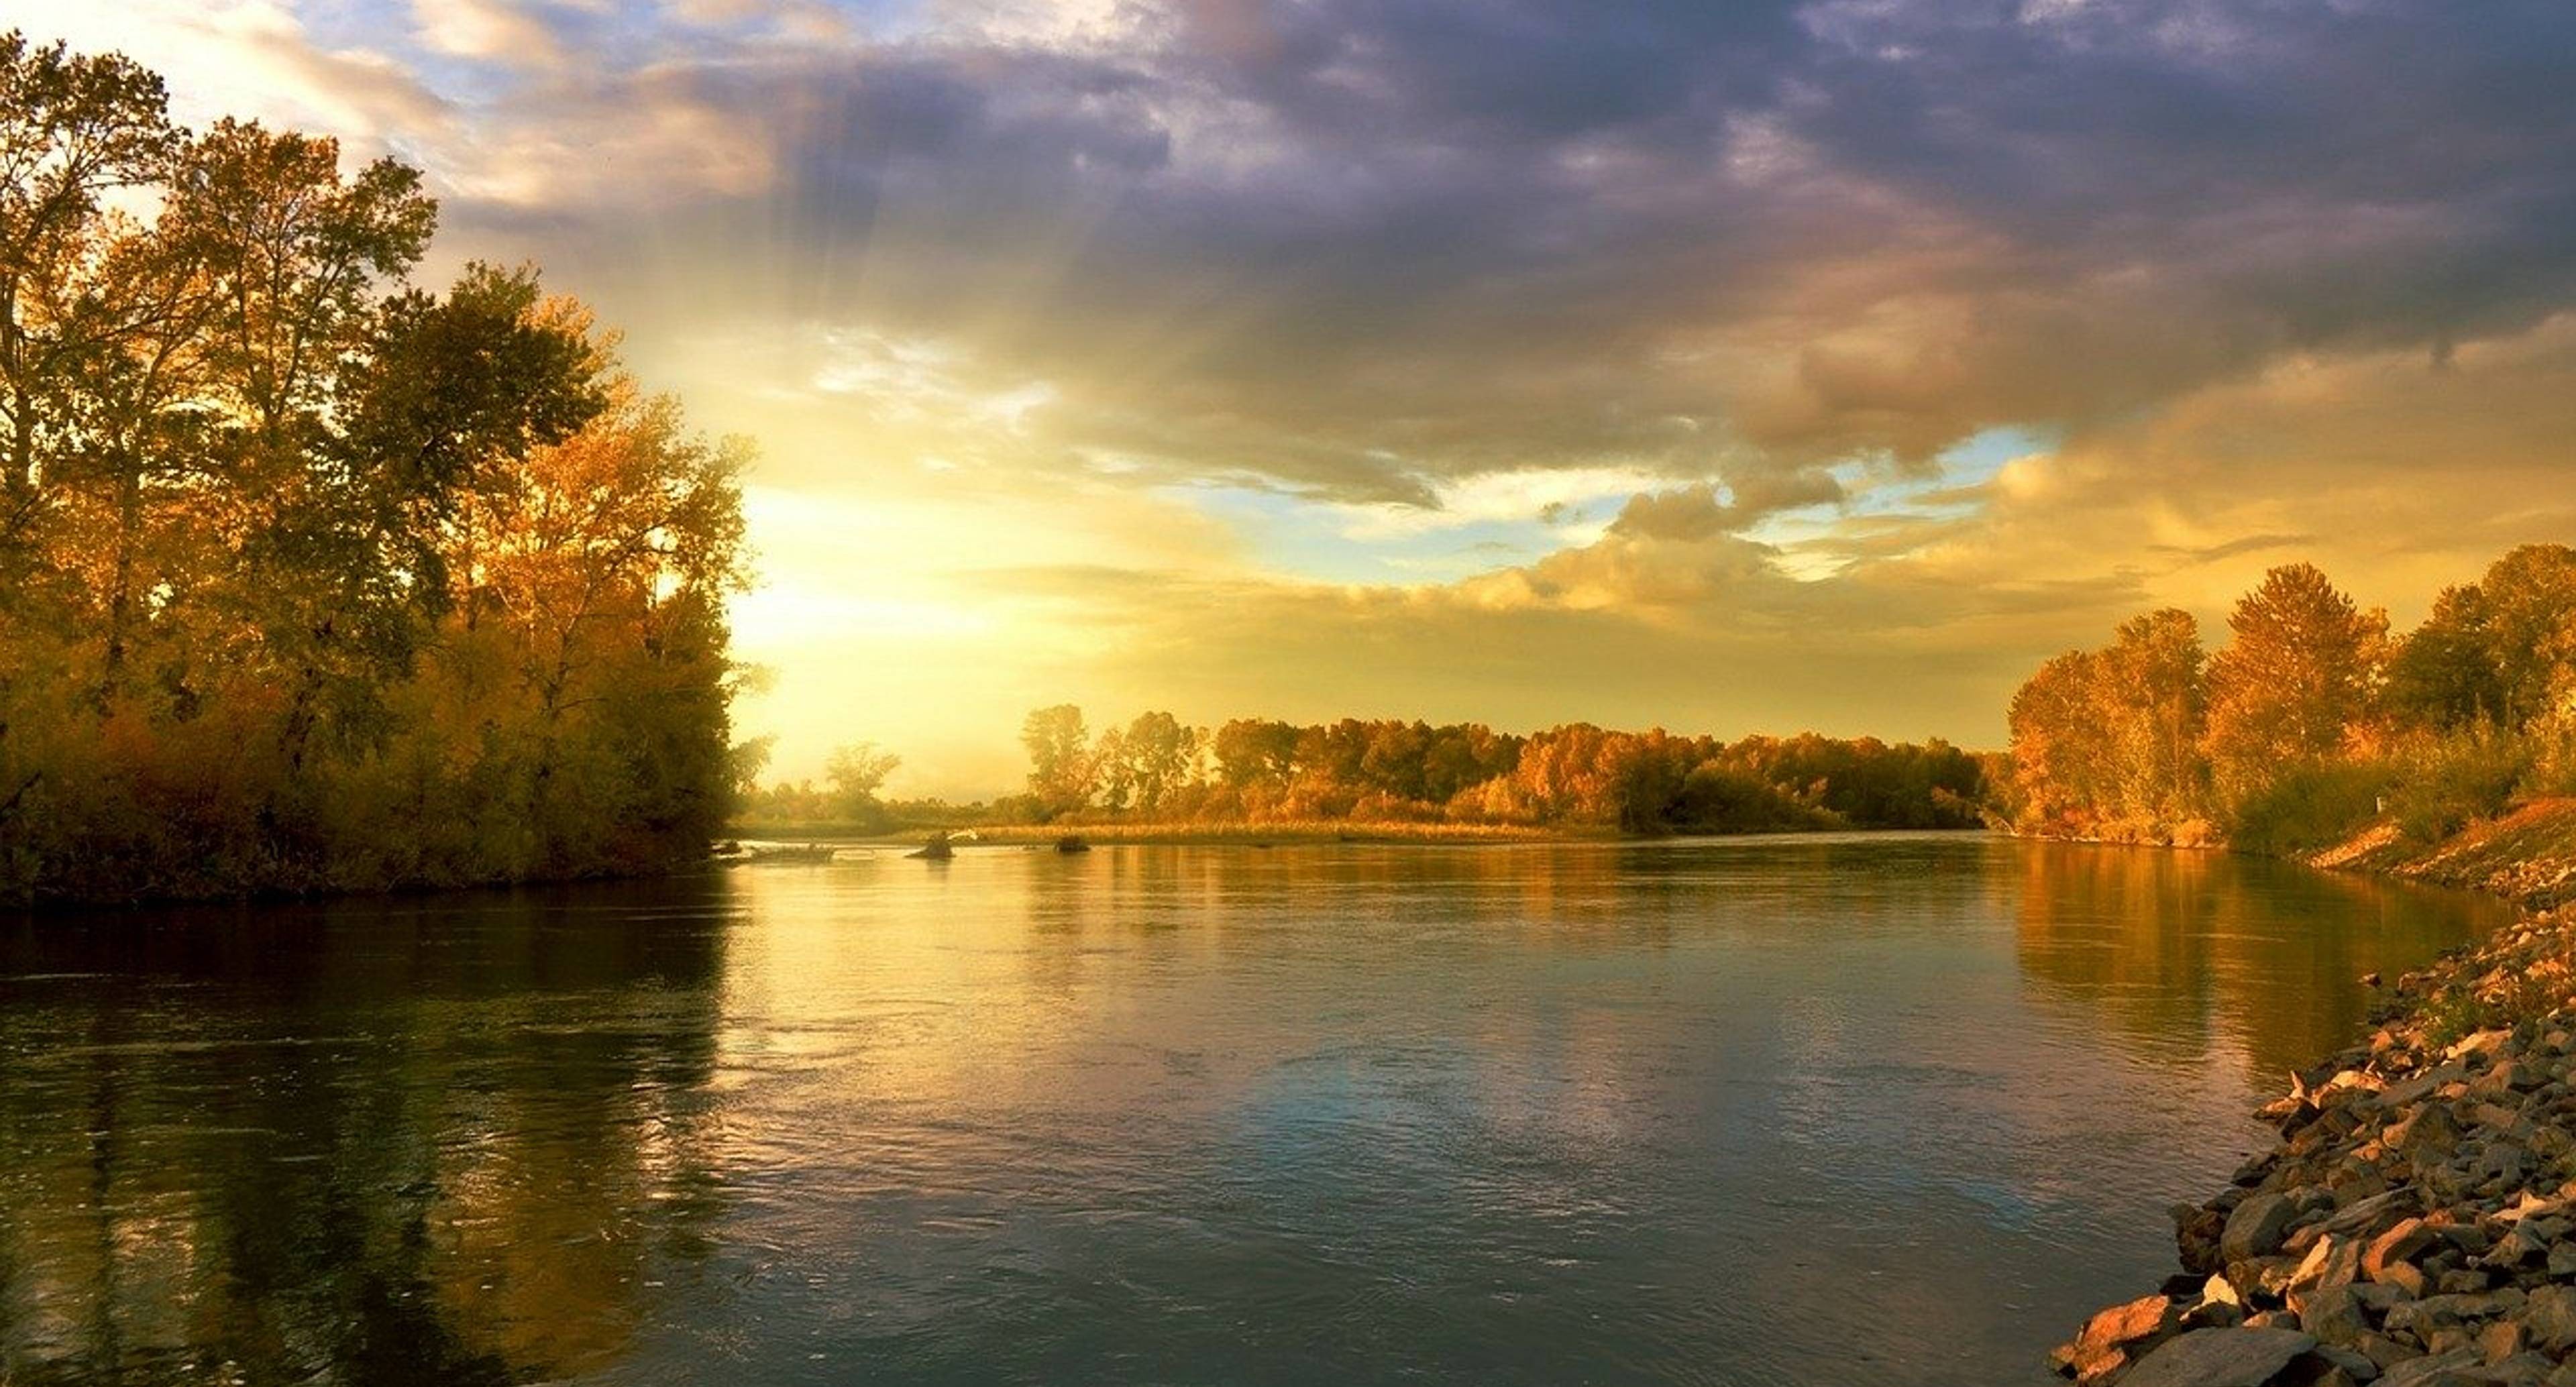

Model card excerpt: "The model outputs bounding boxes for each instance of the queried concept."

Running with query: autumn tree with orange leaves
[0,35,748,902]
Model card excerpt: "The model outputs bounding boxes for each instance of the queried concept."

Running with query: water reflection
[0,881,733,1385]
[2009,842,2514,1075]
[0,840,2514,1386]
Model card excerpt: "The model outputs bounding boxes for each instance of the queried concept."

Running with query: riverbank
[2308,799,2576,912]
[2051,807,2576,1386]
[727,818,1596,847]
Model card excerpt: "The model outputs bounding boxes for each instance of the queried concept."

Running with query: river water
[0,834,2517,1386]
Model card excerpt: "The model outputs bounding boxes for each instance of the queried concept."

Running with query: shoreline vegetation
[728,820,1601,848]
[2025,552,2576,1384]
[0,36,747,907]
[735,708,1995,849]
[2000,549,2576,865]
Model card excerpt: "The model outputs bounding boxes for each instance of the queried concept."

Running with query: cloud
[19,0,2573,785]
[0,1,455,159]
[412,0,563,68]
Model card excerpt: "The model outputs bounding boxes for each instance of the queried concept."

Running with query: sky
[11,0,2575,798]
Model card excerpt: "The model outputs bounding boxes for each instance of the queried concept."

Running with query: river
[0,834,2518,1385]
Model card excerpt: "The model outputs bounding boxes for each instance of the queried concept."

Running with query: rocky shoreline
[2053,903,2576,1386]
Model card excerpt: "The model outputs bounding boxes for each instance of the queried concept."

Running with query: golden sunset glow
[14,0,2573,799]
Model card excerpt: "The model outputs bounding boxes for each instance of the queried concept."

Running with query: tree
[2386,584,2505,732]
[2096,608,2208,828]
[1212,718,1297,787]
[1020,704,1092,818]
[0,33,178,569]
[824,742,900,822]
[2204,563,2384,806]
[2008,649,2112,835]
[2472,545,2576,729]
[1119,710,1193,814]
[1092,726,1131,812]
[0,36,748,901]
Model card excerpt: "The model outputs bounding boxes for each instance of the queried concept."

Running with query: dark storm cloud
[449,0,2576,516]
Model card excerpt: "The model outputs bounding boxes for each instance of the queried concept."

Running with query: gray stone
[2118,1327,2318,1387]
[2300,1284,2369,1345]
[2524,1284,2576,1353]
[2377,1347,2484,1387]
[2224,1192,2300,1262]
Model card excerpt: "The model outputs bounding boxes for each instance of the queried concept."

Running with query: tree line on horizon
[0,36,748,903]
[2004,547,2576,850]
[746,708,1990,835]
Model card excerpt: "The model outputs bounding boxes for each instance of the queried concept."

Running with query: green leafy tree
[2386,584,2506,732]
[0,33,178,569]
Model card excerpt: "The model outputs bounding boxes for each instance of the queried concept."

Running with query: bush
[2386,730,2532,844]
[2226,760,2398,856]
[1666,764,1837,834]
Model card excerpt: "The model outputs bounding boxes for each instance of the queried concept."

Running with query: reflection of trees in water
[1013,843,1680,959]
[0,881,733,1385]
[2010,843,2502,1075]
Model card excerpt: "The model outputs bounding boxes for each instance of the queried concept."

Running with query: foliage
[2006,545,2576,855]
[1018,704,1093,820]
[2385,731,2533,845]
[867,708,1997,835]
[2224,761,2396,857]
[2202,563,2388,808]
[2008,609,2214,842]
[0,35,747,903]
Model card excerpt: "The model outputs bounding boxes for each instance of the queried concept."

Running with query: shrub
[2385,730,2532,844]
[2226,760,2398,856]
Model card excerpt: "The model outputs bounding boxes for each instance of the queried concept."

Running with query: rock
[2055,905,2576,1387]
[2189,1274,2248,1329]
[2327,1192,2418,1238]
[2480,1318,2527,1366]
[2225,1192,2301,1262]
[2365,1220,2437,1282]
[2387,1107,2464,1163]
[2298,1284,2371,1345]
[2059,1292,2185,1378]
[2295,1233,2366,1292]
[2178,1202,2231,1273]
[2078,1293,2184,1349]
[2376,1348,2484,1387]
[2523,1284,2576,1353]
[2355,1331,2412,1370]
[2431,1268,2487,1296]
[2445,1030,2513,1065]
[2118,1327,2318,1387]
[2311,1343,2382,1382]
